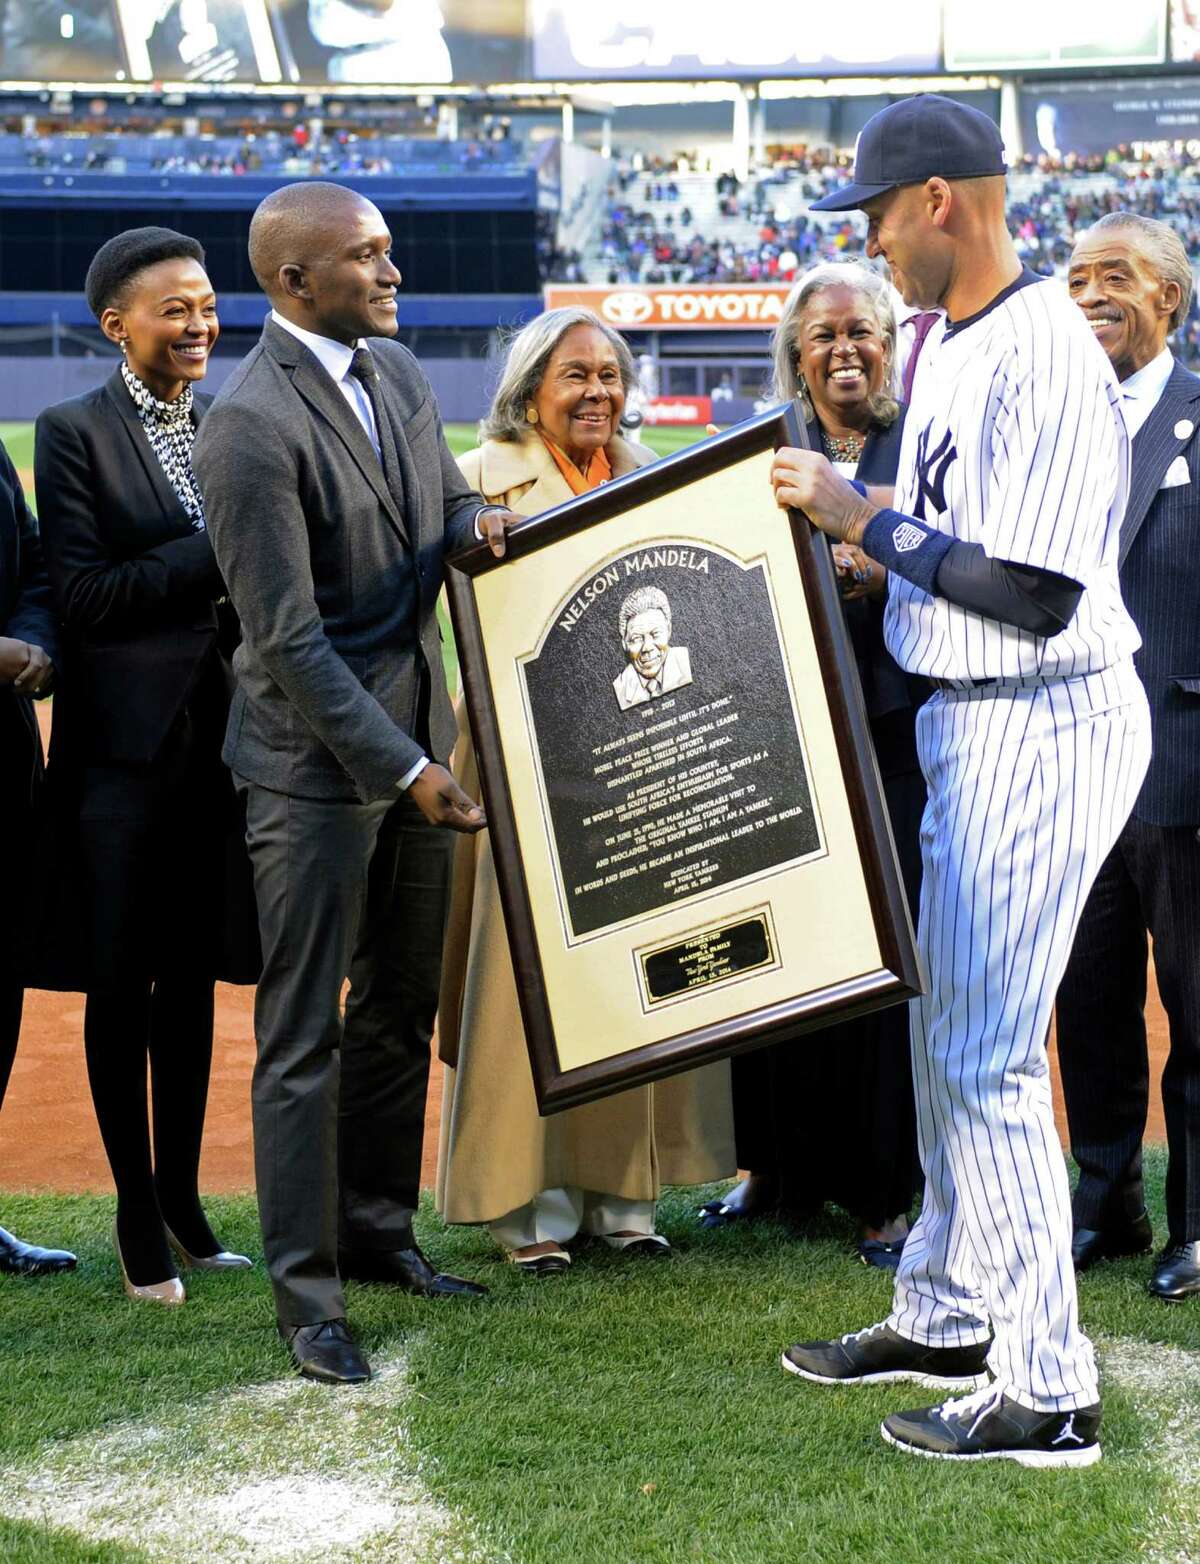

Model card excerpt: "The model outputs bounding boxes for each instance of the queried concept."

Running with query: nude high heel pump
[165,1226,252,1272]
[112,1220,185,1306]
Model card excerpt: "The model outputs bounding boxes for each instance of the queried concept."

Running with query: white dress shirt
[1118,346,1174,441]
[271,309,380,453]
[270,310,428,791]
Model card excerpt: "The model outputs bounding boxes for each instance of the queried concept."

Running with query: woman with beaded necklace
[701,260,928,1268]
[34,228,256,1305]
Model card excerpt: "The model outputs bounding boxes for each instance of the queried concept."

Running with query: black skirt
[30,648,259,993]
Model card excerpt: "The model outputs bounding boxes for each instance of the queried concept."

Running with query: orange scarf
[539,433,612,495]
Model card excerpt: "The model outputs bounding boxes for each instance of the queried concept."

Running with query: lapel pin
[1175,419,1194,440]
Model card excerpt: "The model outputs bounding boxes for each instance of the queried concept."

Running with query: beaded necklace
[820,428,867,465]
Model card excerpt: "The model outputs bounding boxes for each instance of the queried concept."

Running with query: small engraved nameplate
[637,910,777,1009]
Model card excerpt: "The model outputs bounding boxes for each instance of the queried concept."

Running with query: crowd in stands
[12,128,520,179]
[554,145,1200,367]
[10,117,1200,367]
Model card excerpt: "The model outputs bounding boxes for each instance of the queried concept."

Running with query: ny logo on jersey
[913,425,957,521]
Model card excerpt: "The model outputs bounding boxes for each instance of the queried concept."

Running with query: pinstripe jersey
[885,271,1142,680]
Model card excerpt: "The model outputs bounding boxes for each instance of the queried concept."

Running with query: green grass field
[3,1162,1200,1563]
[1,420,34,475]
[0,421,706,495]
[6,413,1198,1559]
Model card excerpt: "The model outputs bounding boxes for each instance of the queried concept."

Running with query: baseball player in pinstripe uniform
[770,95,1151,1467]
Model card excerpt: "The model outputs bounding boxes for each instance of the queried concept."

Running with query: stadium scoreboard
[0,1,1191,88]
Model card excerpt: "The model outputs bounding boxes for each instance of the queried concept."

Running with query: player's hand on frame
[771,447,876,547]
[478,507,523,559]
[409,762,487,834]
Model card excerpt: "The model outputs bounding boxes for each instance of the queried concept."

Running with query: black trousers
[1057,816,1200,1244]
[240,777,454,1327]
[0,981,20,1111]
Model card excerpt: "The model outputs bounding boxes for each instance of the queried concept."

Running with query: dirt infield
[0,982,1172,1198]
[0,707,1171,1197]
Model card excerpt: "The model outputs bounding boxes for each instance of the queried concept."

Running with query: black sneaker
[781,1322,990,1390]
[882,1385,1101,1467]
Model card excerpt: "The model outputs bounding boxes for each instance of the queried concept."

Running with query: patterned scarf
[120,362,206,531]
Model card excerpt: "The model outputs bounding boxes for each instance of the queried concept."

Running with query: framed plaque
[445,403,922,1113]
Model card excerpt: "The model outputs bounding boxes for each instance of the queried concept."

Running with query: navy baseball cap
[811,94,1007,212]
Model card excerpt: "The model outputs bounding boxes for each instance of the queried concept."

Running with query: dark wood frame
[445,403,923,1113]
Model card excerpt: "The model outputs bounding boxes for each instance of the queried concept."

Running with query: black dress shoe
[0,1225,77,1277]
[1071,1212,1153,1273]
[338,1242,488,1299]
[281,1318,371,1384]
[510,1252,571,1277]
[1150,1241,1200,1302]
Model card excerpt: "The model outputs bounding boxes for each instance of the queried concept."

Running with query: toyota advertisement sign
[544,285,794,331]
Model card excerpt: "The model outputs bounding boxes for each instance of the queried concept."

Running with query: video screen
[268,0,527,85]
[529,0,941,80]
[0,1,126,81]
[944,0,1166,71]
[0,0,527,84]
[1172,0,1200,63]
[115,0,286,83]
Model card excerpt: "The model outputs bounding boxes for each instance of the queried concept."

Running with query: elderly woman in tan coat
[437,307,735,1275]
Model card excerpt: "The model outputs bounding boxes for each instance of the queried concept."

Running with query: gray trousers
[239,777,454,1327]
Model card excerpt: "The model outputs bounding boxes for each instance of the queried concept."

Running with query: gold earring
[525,406,539,425]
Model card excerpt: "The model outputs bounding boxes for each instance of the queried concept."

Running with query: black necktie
[348,346,406,514]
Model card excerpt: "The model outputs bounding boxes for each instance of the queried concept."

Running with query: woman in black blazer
[35,228,254,1305]
[701,261,927,1265]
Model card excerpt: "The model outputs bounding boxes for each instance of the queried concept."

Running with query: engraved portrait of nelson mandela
[612,585,693,711]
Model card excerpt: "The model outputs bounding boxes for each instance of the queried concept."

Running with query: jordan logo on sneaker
[1051,1415,1085,1447]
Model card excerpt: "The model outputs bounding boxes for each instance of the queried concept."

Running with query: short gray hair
[480,307,637,443]
[1082,212,1194,333]
[771,259,900,428]
[619,585,670,641]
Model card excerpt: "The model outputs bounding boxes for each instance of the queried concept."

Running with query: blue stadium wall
[0,171,540,294]
[0,170,543,420]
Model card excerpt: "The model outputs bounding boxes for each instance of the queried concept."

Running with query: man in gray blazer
[193,182,516,1384]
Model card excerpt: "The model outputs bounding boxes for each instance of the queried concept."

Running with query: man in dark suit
[0,437,75,1276]
[1059,211,1200,1300]
[193,182,517,1383]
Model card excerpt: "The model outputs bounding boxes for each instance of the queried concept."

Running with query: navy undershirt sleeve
[857,507,1083,635]
[847,487,1083,634]
[933,544,1084,635]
